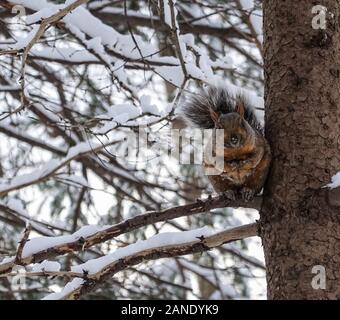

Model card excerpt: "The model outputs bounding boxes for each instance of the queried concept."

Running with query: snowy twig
[13,0,90,113]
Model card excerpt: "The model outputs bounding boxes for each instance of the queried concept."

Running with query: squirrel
[180,86,271,201]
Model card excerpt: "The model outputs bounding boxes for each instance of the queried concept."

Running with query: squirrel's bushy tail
[180,86,263,134]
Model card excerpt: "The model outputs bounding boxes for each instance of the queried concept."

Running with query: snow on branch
[0,194,261,275]
[42,223,257,300]
[5,0,234,91]
[326,172,340,189]
[8,0,90,106]
[325,172,340,207]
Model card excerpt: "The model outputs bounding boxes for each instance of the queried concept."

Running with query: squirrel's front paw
[222,190,236,201]
[240,188,255,202]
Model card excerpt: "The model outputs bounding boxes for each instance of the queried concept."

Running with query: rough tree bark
[261,0,340,299]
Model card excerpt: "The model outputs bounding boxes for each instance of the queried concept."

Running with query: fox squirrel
[181,86,271,201]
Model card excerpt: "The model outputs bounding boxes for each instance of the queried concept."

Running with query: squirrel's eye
[230,135,239,145]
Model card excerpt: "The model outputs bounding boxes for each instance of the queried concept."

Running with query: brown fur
[204,106,271,199]
[181,86,271,200]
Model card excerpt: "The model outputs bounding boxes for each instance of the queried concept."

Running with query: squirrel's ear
[209,108,220,125]
[236,99,245,118]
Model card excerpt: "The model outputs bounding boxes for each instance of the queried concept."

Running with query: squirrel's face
[215,113,249,149]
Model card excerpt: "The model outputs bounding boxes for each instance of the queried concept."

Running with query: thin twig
[15,224,32,264]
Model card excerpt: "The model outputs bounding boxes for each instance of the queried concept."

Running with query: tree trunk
[261,0,340,299]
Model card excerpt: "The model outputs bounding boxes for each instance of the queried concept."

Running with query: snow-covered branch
[0,194,261,275]
[43,223,257,300]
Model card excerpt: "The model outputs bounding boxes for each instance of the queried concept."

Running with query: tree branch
[48,223,258,300]
[0,194,261,275]
[14,224,31,265]
[91,10,251,40]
